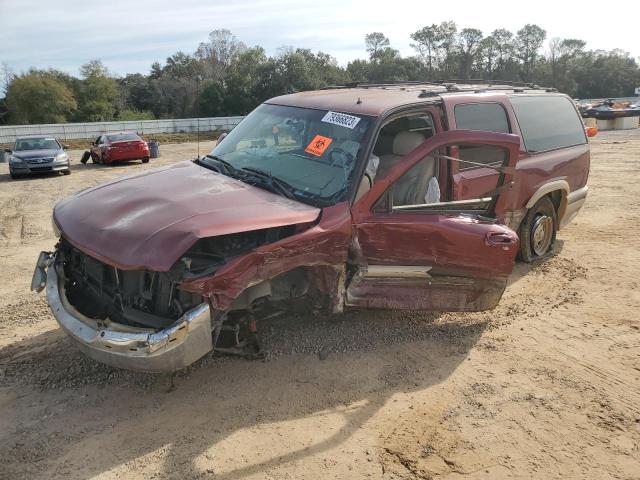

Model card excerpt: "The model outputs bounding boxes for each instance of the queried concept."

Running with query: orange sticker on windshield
[305,135,333,156]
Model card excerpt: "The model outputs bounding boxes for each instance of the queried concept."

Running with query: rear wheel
[142,156,150,164]
[520,196,557,262]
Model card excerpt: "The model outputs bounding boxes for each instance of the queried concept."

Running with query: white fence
[0,116,245,144]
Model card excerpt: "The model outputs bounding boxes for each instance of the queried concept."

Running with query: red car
[34,81,590,372]
[87,132,150,164]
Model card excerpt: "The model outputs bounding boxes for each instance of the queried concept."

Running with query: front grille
[26,157,54,164]
[30,166,53,172]
[59,240,203,329]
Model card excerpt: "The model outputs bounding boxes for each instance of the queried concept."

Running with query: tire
[62,169,71,176]
[142,156,150,164]
[519,196,558,262]
[80,151,91,164]
[10,171,18,180]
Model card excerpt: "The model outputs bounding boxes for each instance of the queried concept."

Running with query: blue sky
[1,0,638,78]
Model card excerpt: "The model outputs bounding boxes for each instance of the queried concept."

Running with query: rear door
[92,136,104,160]
[442,95,519,201]
[348,130,520,312]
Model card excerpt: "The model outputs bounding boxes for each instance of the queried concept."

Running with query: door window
[454,103,510,133]
[383,143,510,213]
[372,112,435,179]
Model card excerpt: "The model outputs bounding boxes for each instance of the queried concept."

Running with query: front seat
[377,131,437,206]
[377,131,425,177]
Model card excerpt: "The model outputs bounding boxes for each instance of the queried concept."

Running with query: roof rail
[321,80,444,90]
[322,79,557,92]
[439,79,554,90]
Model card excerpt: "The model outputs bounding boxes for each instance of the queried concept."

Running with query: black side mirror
[3,149,12,153]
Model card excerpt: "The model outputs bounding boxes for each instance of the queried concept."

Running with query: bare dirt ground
[0,132,639,479]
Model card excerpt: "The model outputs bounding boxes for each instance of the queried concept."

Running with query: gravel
[0,305,491,391]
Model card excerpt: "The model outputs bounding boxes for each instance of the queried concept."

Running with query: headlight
[9,155,22,164]
[56,152,69,162]
[52,215,61,237]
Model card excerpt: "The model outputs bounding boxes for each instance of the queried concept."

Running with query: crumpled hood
[54,161,321,271]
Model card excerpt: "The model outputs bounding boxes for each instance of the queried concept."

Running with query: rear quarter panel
[510,144,590,212]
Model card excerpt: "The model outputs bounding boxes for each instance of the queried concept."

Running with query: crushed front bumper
[35,252,213,372]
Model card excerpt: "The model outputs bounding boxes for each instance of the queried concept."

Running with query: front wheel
[519,196,557,262]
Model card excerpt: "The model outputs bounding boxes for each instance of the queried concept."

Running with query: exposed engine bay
[58,223,312,349]
[60,239,204,329]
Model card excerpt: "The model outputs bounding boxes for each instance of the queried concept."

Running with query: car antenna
[196,75,202,160]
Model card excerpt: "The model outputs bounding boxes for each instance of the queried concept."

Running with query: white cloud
[0,0,638,77]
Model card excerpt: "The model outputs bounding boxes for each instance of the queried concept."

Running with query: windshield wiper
[199,154,237,175]
[240,167,297,200]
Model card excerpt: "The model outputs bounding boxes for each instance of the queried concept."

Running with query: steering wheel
[329,148,354,167]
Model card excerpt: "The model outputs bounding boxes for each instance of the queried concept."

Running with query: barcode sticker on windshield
[321,111,361,129]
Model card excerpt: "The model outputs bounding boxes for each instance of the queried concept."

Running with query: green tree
[546,38,587,92]
[410,24,441,76]
[119,73,155,114]
[487,29,517,79]
[196,29,246,81]
[198,80,226,117]
[224,46,271,115]
[346,59,371,82]
[365,32,390,63]
[6,71,77,123]
[76,60,118,121]
[516,24,546,81]
[457,28,484,79]
[573,49,640,98]
[438,21,458,77]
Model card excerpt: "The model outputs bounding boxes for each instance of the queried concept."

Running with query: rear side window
[454,103,510,133]
[106,133,140,142]
[509,95,586,153]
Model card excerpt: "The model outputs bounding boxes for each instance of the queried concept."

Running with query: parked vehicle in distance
[85,131,150,164]
[33,81,590,372]
[5,136,71,179]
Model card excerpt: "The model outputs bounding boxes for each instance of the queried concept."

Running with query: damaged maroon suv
[32,81,590,372]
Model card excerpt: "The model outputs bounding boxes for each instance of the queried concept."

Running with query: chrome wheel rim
[531,215,553,256]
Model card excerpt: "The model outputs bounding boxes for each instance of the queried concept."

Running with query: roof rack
[323,80,443,90]
[322,79,557,93]
[440,79,557,92]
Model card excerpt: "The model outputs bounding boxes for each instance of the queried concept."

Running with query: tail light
[586,126,598,138]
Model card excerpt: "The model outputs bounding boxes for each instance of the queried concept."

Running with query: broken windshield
[205,104,373,206]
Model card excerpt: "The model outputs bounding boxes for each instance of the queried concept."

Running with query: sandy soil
[0,133,639,479]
